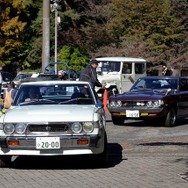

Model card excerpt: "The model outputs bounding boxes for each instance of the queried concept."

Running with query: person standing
[170,65,180,76]
[161,63,171,76]
[79,59,104,89]
[122,63,131,74]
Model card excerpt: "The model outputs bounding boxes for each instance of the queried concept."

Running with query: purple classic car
[108,76,188,126]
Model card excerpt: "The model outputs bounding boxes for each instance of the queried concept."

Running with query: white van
[95,57,147,96]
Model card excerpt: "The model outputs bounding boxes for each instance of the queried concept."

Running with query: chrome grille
[122,101,146,107]
[122,101,135,107]
[28,123,69,132]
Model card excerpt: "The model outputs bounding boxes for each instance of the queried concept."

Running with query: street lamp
[50,0,60,74]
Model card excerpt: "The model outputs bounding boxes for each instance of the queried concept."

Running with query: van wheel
[0,156,12,167]
[164,108,176,127]
[112,116,125,125]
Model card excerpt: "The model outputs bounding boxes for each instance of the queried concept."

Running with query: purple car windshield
[131,78,178,90]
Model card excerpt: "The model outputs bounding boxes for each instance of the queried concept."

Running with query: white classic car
[0,80,107,167]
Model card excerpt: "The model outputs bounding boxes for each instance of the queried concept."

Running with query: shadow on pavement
[10,143,124,170]
[113,117,188,127]
[175,158,188,182]
[138,142,188,147]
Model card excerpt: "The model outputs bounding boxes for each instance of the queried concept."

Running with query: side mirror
[95,102,104,112]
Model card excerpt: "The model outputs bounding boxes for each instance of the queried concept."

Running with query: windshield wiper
[131,88,152,92]
[59,98,92,104]
[19,99,56,106]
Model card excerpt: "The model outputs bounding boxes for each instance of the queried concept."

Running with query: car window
[131,78,178,90]
[97,61,121,72]
[135,63,145,74]
[13,83,95,106]
[179,79,188,91]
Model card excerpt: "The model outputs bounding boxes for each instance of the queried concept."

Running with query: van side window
[135,63,145,74]
[122,63,132,74]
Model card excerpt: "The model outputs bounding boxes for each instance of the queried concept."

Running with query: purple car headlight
[109,100,122,107]
[147,100,164,108]
[116,100,122,107]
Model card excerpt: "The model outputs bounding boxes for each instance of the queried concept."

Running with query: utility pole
[51,0,59,74]
[42,0,50,72]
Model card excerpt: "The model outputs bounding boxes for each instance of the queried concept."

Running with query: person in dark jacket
[79,59,104,89]
[161,63,171,76]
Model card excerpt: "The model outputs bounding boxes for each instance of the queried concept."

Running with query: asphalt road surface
[0,112,187,188]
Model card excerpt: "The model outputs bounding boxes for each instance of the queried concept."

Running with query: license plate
[126,110,139,118]
[36,137,60,149]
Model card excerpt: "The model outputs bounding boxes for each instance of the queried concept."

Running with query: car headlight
[153,100,164,107]
[109,101,116,107]
[3,123,15,134]
[147,101,153,108]
[109,100,122,107]
[147,100,163,108]
[83,122,94,133]
[71,122,82,133]
[116,100,122,107]
[15,123,27,134]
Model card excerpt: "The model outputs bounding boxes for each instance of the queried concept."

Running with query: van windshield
[96,61,120,73]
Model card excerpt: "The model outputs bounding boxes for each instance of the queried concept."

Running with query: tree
[0,0,39,73]
[105,0,186,65]
[58,45,89,72]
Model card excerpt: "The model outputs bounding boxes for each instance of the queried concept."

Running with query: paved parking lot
[0,112,187,188]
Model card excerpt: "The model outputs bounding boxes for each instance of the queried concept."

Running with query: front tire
[112,116,125,125]
[96,132,108,166]
[164,108,177,127]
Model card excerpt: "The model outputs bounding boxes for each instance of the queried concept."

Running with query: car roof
[20,80,90,86]
[140,76,186,79]
[95,57,146,62]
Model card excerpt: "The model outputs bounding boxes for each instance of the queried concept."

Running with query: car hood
[110,90,167,101]
[3,105,97,123]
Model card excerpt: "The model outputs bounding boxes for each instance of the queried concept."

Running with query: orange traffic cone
[103,89,108,111]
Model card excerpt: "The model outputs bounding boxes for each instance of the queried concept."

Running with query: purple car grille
[28,123,69,132]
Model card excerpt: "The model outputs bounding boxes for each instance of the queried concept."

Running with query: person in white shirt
[170,65,180,76]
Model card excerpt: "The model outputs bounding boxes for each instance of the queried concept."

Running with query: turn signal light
[148,114,157,117]
[8,140,19,146]
[77,139,89,145]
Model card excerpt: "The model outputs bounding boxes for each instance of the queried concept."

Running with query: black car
[44,62,77,80]
[108,76,188,127]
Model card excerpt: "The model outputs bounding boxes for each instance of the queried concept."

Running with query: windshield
[13,74,32,81]
[96,61,121,73]
[13,83,95,106]
[131,78,178,91]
